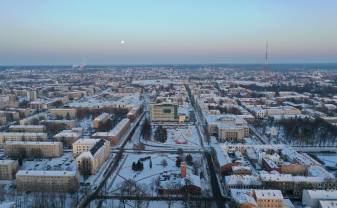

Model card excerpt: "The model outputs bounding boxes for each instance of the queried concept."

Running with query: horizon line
[1,62,337,67]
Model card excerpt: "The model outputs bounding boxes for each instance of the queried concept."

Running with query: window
[163,109,171,113]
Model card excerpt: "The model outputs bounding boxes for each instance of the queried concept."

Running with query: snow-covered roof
[0,159,17,165]
[5,141,61,145]
[16,170,77,177]
[254,189,283,200]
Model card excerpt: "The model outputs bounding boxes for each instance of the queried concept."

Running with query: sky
[0,0,337,65]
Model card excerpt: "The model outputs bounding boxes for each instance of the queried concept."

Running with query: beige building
[41,119,76,129]
[50,108,77,119]
[76,139,110,175]
[266,106,301,117]
[72,138,101,156]
[207,115,249,141]
[0,132,48,148]
[9,125,45,133]
[150,103,178,122]
[93,118,130,145]
[92,113,110,129]
[254,189,283,208]
[0,160,18,180]
[19,112,47,125]
[53,129,81,147]
[4,141,63,158]
[16,170,80,192]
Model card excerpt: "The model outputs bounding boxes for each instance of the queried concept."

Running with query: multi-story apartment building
[9,125,45,133]
[72,138,101,156]
[4,141,63,158]
[16,170,80,192]
[93,118,130,145]
[92,113,110,129]
[76,139,110,175]
[254,189,283,208]
[0,132,48,148]
[50,108,77,119]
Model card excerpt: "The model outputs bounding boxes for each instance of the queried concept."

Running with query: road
[77,111,145,208]
[186,84,226,208]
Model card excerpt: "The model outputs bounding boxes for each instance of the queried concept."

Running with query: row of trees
[264,117,337,146]
[154,125,167,143]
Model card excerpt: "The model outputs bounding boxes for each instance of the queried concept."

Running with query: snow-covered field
[106,152,212,197]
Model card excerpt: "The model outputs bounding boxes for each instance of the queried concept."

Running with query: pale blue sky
[0,0,337,65]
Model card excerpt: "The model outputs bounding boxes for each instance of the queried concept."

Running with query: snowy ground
[105,152,212,197]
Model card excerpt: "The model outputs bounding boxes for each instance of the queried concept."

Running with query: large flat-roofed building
[16,170,80,192]
[150,103,178,122]
[206,115,249,141]
[254,189,283,208]
[76,139,110,175]
[4,141,63,158]
[0,132,48,148]
[0,160,18,180]
[9,125,45,133]
[72,138,101,156]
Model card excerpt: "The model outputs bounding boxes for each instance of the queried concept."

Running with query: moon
[121,40,125,44]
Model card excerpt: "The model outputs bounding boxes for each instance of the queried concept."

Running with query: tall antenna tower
[264,42,269,96]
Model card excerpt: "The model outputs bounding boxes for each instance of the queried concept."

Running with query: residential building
[16,170,80,192]
[0,160,18,180]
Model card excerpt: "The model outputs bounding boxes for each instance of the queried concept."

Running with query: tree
[141,118,152,140]
[15,147,26,165]
[65,112,71,120]
[177,148,184,156]
[176,157,182,167]
[132,162,137,171]
[154,125,167,143]
[186,154,193,165]
[161,159,168,167]
[132,161,144,171]
[30,148,43,159]
[149,159,152,169]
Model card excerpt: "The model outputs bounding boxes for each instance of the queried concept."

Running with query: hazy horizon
[1,0,337,65]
